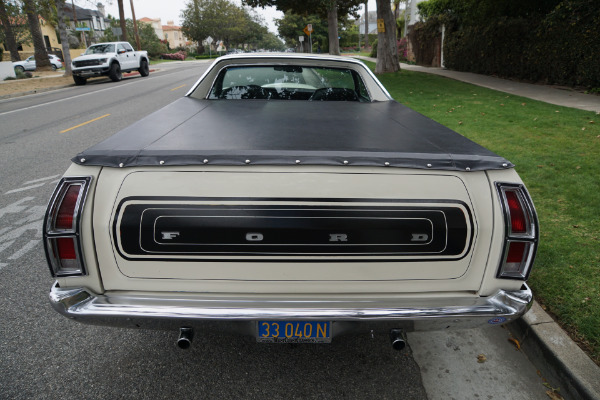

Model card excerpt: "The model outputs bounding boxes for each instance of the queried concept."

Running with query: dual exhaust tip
[177,327,407,351]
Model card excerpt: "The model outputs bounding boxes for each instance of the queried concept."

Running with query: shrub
[370,39,378,57]
[161,51,187,61]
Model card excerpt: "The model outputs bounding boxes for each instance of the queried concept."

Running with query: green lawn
[363,61,600,364]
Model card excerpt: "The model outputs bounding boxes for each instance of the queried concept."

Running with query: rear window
[208,65,370,101]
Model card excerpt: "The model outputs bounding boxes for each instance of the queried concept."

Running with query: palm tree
[0,0,21,61]
[23,0,52,70]
[54,0,72,75]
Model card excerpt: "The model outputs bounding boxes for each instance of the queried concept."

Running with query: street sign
[206,36,213,44]
[111,27,122,35]
[377,19,385,33]
[303,24,313,36]
[298,36,304,42]
[76,27,91,31]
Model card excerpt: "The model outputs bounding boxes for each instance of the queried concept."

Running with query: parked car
[13,54,63,72]
[70,41,149,85]
[45,54,537,350]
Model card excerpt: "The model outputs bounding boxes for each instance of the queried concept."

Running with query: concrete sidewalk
[357,56,600,113]
[357,55,600,400]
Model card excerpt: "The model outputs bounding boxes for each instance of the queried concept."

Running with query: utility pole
[364,2,369,48]
[130,0,141,50]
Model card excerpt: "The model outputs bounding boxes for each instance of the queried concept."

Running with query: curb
[509,302,600,400]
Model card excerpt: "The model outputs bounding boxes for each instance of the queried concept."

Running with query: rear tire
[14,65,24,73]
[138,59,149,77]
[109,62,122,82]
[51,64,57,71]
[73,75,87,86]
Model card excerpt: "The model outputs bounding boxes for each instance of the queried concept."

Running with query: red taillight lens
[44,177,91,277]
[496,183,538,280]
[57,238,77,260]
[506,241,526,263]
[56,185,81,230]
[505,191,527,234]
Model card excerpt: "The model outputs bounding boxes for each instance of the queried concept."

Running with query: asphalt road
[0,61,550,399]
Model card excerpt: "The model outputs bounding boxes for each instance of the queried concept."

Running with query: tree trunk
[130,0,141,50]
[55,0,72,75]
[363,2,369,48]
[326,2,339,55]
[118,0,127,42]
[375,0,399,73]
[23,0,51,70]
[0,0,21,61]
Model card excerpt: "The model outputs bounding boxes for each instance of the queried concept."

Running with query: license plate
[257,321,331,343]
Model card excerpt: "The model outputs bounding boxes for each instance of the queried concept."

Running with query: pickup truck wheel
[14,65,24,73]
[73,76,87,85]
[51,64,57,71]
[109,63,122,82]
[139,59,150,77]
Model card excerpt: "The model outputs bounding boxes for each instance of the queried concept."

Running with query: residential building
[1,15,61,61]
[139,17,163,40]
[356,11,378,36]
[61,2,110,44]
[162,21,188,49]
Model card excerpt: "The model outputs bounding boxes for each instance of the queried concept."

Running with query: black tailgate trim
[113,197,474,262]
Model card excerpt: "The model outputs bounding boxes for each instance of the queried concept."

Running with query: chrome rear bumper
[49,282,533,334]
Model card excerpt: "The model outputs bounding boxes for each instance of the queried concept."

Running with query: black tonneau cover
[73,97,513,171]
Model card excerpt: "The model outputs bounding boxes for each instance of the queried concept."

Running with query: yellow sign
[303,24,313,36]
[377,19,385,33]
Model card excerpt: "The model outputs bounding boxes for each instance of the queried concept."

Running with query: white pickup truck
[71,41,150,85]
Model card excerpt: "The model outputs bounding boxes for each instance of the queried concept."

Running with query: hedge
[439,0,600,89]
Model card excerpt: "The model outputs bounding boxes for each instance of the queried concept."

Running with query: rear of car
[45,55,537,348]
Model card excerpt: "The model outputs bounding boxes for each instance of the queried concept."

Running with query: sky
[81,0,378,35]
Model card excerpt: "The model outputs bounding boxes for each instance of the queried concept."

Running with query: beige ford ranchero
[44,54,537,349]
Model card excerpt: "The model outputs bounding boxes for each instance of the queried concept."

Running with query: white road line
[23,174,61,185]
[8,239,39,260]
[0,68,188,117]
[0,240,16,253]
[5,182,46,194]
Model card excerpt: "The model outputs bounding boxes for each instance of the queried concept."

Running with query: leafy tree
[275,11,328,52]
[256,31,285,51]
[182,0,272,51]
[242,0,363,55]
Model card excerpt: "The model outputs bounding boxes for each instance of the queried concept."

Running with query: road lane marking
[8,239,38,260]
[170,84,186,91]
[5,182,46,194]
[0,66,206,117]
[60,114,110,133]
[23,174,60,185]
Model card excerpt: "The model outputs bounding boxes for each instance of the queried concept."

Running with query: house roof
[162,24,182,31]
[62,4,108,22]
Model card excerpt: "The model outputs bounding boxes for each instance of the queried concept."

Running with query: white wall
[0,61,17,81]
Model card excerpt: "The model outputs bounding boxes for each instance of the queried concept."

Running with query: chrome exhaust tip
[389,329,406,351]
[177,327,194,349]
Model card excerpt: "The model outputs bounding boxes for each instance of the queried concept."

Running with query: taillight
[43,177,92,277]
[496,183,538,280]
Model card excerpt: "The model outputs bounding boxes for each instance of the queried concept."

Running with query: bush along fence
[412,0,600,90]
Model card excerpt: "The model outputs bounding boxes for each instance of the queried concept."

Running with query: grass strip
[363,61,600,364]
